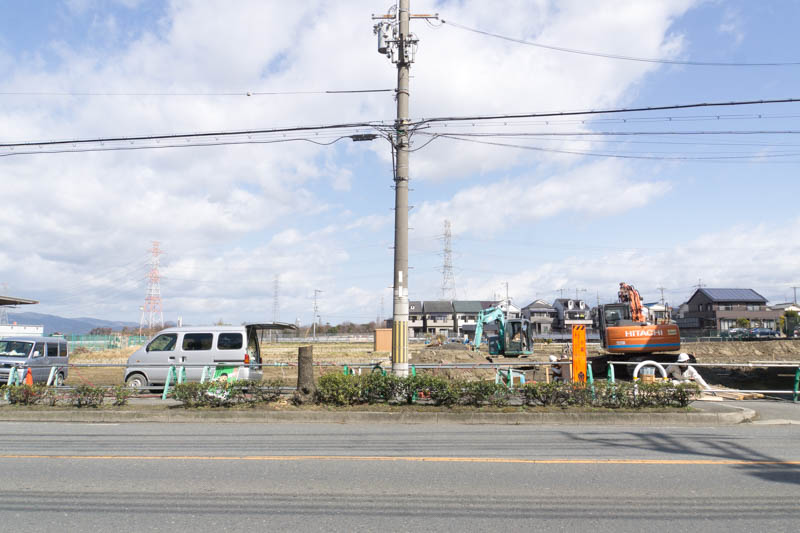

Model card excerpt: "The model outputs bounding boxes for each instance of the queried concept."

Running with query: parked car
[0,336,69,384]
[721,328,748,339]
[747,327,780,339]
[124,323,296,389]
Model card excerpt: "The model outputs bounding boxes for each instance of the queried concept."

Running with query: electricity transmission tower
[440,219,456,300]
[139,242,164,334]
[272,275,280,322]
[312,289,323,340]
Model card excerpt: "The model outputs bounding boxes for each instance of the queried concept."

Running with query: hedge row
[315,373,700,408]
[170,379,284,407]
[0,384,125,407]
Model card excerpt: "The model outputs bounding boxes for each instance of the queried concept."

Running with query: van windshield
[0,341,33,357]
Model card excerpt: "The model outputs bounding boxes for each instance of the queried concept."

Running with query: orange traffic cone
[24,368,33,386]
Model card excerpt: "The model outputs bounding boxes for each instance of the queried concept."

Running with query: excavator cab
[502,318,533,356]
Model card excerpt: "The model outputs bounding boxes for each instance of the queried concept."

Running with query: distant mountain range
[6,312,139,335]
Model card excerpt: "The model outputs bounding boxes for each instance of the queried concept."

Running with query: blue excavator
[472,306,533,357]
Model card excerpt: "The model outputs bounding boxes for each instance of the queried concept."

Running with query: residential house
[552,299,592,331]
[424,300,455,337]
[521,299,557,334]
[453,301,483,339]
[482,300,522,319]
[643,302,671,324]
[678,288,781,333]
[408,301,425,337]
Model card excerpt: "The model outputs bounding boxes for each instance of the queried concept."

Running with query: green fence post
[607,362,615,383]
[200,366,210,384]
[162,366,176,400]
[4,368,17,400]
[46,366,57,386]
[587,362,595,401]
[411,365,417,403]
[794,366,800,403]
[177,366,186,384]
[343,365,349,376]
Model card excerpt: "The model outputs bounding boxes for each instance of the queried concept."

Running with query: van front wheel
[125,373,148,391]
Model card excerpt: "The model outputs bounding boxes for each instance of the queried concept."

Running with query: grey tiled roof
[423,301,454,313]
[452,300,483,313]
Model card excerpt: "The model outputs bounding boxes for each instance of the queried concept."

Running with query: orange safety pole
[571,325,587,383]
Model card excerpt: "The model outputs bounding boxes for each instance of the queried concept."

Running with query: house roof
[409,301,422,312]
[522,299,555,311]
[452,300,483,313]
[693,288,767,303]
[424,301,453,313]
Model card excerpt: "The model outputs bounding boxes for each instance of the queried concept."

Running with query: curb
[0,406,757,425]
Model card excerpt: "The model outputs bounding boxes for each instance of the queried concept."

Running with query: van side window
[217,333,243,350]
[147,334,177,352]
[182,333,213,351]
[33,342,45,357]
[46,343,59,357]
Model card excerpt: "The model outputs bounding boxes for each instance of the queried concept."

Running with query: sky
[1,0,800,327]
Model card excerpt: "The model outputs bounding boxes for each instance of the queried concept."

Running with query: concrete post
[295,345,316,403]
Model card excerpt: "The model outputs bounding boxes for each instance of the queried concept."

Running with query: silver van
[124,323,296,388]
[0,336,69,385]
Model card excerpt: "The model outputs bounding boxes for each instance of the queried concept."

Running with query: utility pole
[792,286,799,304]
[657,286,666,305]
[373,2,435,376]
[312,289,322,340]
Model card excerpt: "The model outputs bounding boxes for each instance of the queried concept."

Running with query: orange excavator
[596,282,681,355]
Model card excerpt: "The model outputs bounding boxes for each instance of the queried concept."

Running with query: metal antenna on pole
[440,219,456,300]
[791,286,799,304]
[657,286,666,305]
[139,241,164,335]
[373,2,436,376]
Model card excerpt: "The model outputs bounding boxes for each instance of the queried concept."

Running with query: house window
[719,304,733,311]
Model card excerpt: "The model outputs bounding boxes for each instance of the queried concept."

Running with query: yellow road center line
[0,455,797,465]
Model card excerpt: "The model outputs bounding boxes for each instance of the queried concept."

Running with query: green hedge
[170,379,285,408]
[314,373,700,408]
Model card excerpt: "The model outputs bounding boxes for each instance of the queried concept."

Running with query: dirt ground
[64,339,800,387]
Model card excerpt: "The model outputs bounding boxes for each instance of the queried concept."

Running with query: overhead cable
[0,89,394,97]
[425,133,800,162]
[412,98,800,126]
[441,19,800,67]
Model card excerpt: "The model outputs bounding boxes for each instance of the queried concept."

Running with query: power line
[419,133,800,162]
[441,19,800,67]
[412,97,800,127]
[0,89,394,97]
[0,121,386,150]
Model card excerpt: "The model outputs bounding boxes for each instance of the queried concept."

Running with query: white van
[0,336,69,385]
[124,323,297,388]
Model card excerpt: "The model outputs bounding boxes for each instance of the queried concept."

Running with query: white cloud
[0,0,709,325]
[411,158,671,239]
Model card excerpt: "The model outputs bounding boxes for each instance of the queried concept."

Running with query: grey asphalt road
[0,418,799,532]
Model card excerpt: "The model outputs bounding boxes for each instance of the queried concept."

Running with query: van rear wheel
[125,373,148,391]
[54,372,65,387]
